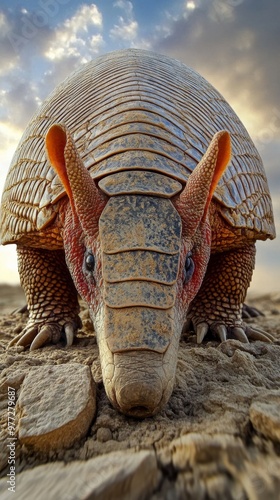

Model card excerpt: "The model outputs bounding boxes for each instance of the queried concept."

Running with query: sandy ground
[0,284,280,498]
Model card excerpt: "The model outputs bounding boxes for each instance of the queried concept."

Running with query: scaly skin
[9,247,80,350]
[185,243,274,343]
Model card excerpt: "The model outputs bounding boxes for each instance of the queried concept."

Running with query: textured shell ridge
[0,48,275,245]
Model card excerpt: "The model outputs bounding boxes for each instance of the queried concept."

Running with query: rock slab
[17,363,96,452]
[0,449,159,500]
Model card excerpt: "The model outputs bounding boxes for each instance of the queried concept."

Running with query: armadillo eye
[85,253,95,272]
[184,251,194,284]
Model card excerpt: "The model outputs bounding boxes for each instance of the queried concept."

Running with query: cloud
[0,79,41,129]
[113,0,133,15]
[110,0,138,42]
[259,141,280,196]
[45,4,103,61]
[110,18,138,41]
[64,3,102,31]
[0,4,105,157]
[153,0,280,139]
[0,11,21,76]
[1,6,53,60]
[0,123,22,185]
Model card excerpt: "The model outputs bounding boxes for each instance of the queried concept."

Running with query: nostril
[114,379,163,417]
[126,405,153,418]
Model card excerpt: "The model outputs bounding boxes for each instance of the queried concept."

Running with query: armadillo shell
[100,195,181,332]
[0,49,275,245]
[98,170,183,197]
[99,195,182,255]
[102,250,179,285]
[104,281,176,309]
[104,306,174,353]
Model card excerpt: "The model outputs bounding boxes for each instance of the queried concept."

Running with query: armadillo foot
[187,320,274,344]
[8,319,80,350]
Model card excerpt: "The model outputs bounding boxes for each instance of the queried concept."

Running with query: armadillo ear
[176,130,231,236]
[204,130,231,208]
[46,123,103,236]
[46,123,74,205]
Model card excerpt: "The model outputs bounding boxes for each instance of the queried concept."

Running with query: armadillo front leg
[187,243,274,343]
[9,246,81,350]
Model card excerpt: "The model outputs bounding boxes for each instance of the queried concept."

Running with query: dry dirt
[0,284,280,499]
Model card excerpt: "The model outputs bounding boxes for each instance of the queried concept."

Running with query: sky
[0,0,279,295]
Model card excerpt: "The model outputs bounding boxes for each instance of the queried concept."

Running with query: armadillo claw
[211,324,227,343]
[196,322,209,344]
[8,320,79,350]
[64,322,75,347]
[232,327,249,343]
[8,325,38,348]
[189,320,274,344]
[30,324,61,351]
[245,325,274,342]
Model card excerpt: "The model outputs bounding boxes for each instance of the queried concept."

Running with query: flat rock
[249,390,280,442]
[0,449,160,500]
[157,433,280,499]
[17,363,96,452]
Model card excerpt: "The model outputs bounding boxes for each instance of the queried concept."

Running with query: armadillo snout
[104,351,175,417]
[114,377,163,417]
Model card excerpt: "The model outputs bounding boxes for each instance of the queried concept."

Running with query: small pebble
[96,427,113,442]
[14,325,23,334]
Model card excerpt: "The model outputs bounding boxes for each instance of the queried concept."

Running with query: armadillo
[0,49,275,416]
